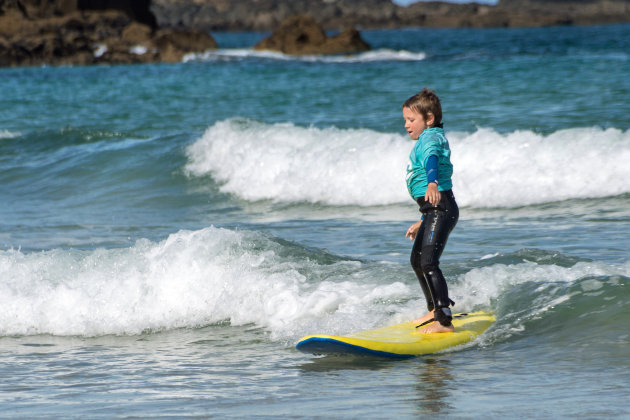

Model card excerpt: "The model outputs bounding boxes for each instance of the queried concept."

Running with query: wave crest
[2,227,628,342]
[185,119,630,208]
[185,119,409,206]
[0,130,21,139]
[0,227,410,338]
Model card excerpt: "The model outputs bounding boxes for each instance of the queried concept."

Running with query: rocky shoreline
[151,0,630,32]
[2,0,630,67]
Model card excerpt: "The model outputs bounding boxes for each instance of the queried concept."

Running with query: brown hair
[402,88,442,127]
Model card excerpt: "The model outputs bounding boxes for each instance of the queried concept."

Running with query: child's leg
[419,192,459,326]
[410,221,434,315]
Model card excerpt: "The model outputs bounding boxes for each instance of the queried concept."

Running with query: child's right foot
[417,321,454,334]
[412,310,434,325]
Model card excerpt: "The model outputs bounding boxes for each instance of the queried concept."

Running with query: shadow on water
[295,353,402,372]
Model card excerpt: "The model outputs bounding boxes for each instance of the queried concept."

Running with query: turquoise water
[1,24,629,417]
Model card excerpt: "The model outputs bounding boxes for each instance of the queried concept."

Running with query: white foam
[0,227,410,339]
[185,119,410,206]
[185,119,630,208]
[1,226,628,340]
[129,45,149,55]
[448,261,615,311]
[182,48,426,63]
[445,259,630,344]
[450,126,630,207]
[93,43,107,58]
[0,130,21,139]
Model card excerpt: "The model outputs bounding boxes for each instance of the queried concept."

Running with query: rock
[78,0,158,29]
[254,14,370,55]
[121,21,153,44]
[0,0,218,67]
[151,0,399,31]
[150,0,630,31]
[153,28,218,62]
[0,0,71,19]
[330,27,371,54]
[496,0,630,26]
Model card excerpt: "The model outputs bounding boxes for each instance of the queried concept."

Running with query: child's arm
[424,154,441,206]
[425,182,441,206]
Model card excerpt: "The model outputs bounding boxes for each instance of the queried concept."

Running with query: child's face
[403,107,432,140]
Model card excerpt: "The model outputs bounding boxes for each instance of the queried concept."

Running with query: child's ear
[426,112,435,127]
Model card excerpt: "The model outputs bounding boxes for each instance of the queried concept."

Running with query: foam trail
[185,119,630,208]
[183,48,426,63]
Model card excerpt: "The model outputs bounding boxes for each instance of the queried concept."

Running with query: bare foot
[417,321,454,334]
[412,310,434,325]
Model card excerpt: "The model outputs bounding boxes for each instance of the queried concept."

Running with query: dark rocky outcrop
[151,0,401,32]
[495,0,630,26]
[78,0,158,29]
[151,0,630,31]
[0,0,217,67]
[253,15,370,55]
[3,0,630,67]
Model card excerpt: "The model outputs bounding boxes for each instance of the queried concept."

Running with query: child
[403,88,459,333]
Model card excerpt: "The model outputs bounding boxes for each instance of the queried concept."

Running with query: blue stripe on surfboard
[296,337,416,359]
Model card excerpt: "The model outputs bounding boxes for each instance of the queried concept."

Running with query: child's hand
[425,182,441,206]
[406,220,422,241]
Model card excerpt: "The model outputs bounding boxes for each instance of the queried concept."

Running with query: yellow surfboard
[296,311,495,358]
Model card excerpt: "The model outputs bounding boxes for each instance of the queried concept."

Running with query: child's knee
[410,252,422,271]
[420,256,439,276]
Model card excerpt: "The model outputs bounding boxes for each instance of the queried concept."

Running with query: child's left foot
[417,322,454,334]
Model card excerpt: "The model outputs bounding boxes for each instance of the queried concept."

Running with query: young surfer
[403,88,459,333]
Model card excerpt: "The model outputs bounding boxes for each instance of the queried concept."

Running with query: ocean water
[1,24,629,418]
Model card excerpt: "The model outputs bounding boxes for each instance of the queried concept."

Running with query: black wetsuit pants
[410,189,459,326]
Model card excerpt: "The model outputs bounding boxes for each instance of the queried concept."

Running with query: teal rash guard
[405,126,453,199]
